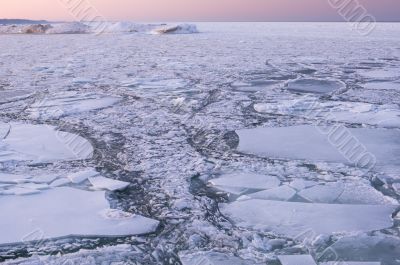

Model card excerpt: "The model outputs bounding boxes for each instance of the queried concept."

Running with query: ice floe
[239,185,296,201]
[89,176,130,191]
[236,125,400,176]
[0,187,159,245]
[0,122,93,163]
[67,168,99,184]
[208,173,280,195]
[179,251,255,265]
[254,98,400,128]
[278,255,317,265]
[220,199,396,238]
[122,77,189,91]
[286,78,344,94]
[27,92,121,119]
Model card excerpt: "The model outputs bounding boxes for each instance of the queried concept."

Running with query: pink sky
[1,0,399,21]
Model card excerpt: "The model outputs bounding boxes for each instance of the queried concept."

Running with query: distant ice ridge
[0,21,199,34]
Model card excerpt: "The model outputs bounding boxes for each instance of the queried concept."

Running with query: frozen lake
[0,22,400,264]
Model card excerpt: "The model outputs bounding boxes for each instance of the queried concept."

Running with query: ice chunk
[17,183,49,190]
[236,125,400,176]
[3,187,41,196]
[287,79,344,94]
[151,24,198,34]
[27,92,121,119]
[289,179,318,190]
[0,173,31,184]
[208,173,280,195]
[278,255,317,265]
[298,183,344,203]
[28,174,59,184]
[329,234,400,265]
[242,185,296,201]
[320,261,381,265]
[220,199,395,238]
[89,176,130,191]
[179,251,255,265]
[45,22,90,34]
[0,187,159,245]
[67,169,99,184]
[50,178,71,187]
[122,77,188,91]
[0,123,94,163]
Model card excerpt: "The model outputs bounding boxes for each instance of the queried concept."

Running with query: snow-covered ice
[0,123,93,163]
[27,92,121,119]
[278,255,317,265]
[236,125,400,176]
[286,78,344,94]
[67,168,99,184]
[0,187,159,245]
[88,176,130,191]
[220,199,396,237]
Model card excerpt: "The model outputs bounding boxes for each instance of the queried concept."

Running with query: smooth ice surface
[208,173,280,195]
[241,185,296,201]
[179,252,255,265]
[27,92,121,119]
[278,255,317,265]
[359,68,400,81]
[237,125,400,175]
[0,187,159,245]
[0,173,31,184]
[89,176,130,191]
[287,79,344,94]
[220,199,396,237]
[0,123,93,163]
[67,169,99,184]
